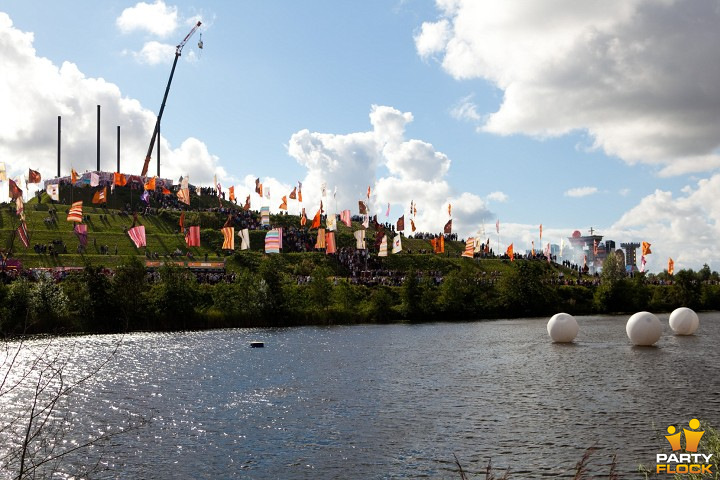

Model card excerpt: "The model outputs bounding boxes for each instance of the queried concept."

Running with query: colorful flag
[448,203,452,217]
[71,168,78,184]
[311,210,321,229]
[593,239,598,255]
[17,221,29,248]
[181,175,189,190]
[641,241,652,256]
[179,211,185,231]
[315,228,326,249]
[255,178,262,195]
[92,186,107,204]
[668,258,674,275]
[325,231,336,254]
[128,225,146,248]
[161,187,171,195]
[340,210,351,227]
[222,226,235,250]
[265,229,281,254]
[462,238,474,258]
[74,223,88,247]
[640,254,646,273]
[279,196,288,210]
[326,214,337,231]
[392,234,402,254]
[243,195,251,211]
[397,215,404,232]
[239,228,250,250]
[289,187,297,200]
[141,190,150,204]
[496,219,500,234]
[367,185,371,199]
[358,200,367,215]
[185,225,200,247]
[28,169,41,183]
[114,172,127,186]
[506,243,514,261]
[229,186,235,202]
[177,188,190,205]
[539,224,543,241]
[265,186,271,199]
[378,235,388,257]
[144,177,156,190]
[9,179,22,199]
[300,208,307,226]
[532,241,535,257]
[260,206,270,226]
[67,201,83,222]
[298,181,303,203]
[444,219,452,234]
[90,172,100,187]
[438,235,445,254]
[223,214,234,228]
[0,162,6,181]
[386,203,390,217]
[321,182,327,197]
[354,229,366,249]
[276,227,283,250]
[410,219,416,232]
[46,183,59,201]
[362,214,369,229]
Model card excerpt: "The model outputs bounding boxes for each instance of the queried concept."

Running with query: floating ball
[669,307,699,335]
[626,311,662,346]
[547,313,579,343]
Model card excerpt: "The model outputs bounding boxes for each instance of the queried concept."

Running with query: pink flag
[128,225,146,248]
[385,203,390,217]
[340,210,351,227]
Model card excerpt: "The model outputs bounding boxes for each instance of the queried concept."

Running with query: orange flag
[448,203,452,217]
[300,208,307,226]
[144,177,156,190]
[229,186,236,202]
[279,195,288,210]
[244,195,251,211]
[289,187,297,200]
[92,186,107,204]
[71,168,78,184]
[28,169,41,183]
[113,172,127,186]
[641,241,652,255]
[179,211,185,231]
[311,210,321,229]
[162,187,171,195]
[668,258,674,275]
[506,243,514,261]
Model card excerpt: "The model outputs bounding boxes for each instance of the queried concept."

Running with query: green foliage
[672,269,701,309]
[147,264,198,329]
[400,270,422,318]
[28,276,70,331]
[309,266,333,311]
[499,262,558,317]
[367,286,397,323]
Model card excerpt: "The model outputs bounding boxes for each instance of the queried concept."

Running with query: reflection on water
[1,314,719,478]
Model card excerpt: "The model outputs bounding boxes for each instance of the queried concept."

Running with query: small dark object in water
[250,341,264,348]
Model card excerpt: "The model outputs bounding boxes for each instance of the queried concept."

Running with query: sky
[2,0,720,272]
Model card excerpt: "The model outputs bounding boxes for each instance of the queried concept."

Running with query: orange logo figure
[684,418,705,453]
[665,425,682,451]
[664,419,705,452]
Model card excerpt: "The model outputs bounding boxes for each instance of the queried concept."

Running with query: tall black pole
[157,119,161,177]
[117,126,121,173]
[57,116,61,177]
[96,105,101,171]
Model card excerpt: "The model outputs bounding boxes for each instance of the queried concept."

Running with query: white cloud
[287,105,492,237]
[450,95,481,122]
[486,191,508,203]
[133,41,176,65]
[416,0,720,175]
[0,13,220,199]
[116,1,178,37]
[564,186,598,198]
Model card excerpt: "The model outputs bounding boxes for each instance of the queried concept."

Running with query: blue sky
[2,1,720,271]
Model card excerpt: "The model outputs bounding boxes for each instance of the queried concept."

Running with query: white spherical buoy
[626,311,663,346]
[669,307,699,335]
[547,313,579,343]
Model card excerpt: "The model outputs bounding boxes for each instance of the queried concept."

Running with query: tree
[110,256,150,331]
[399,270,422,319]
[309,266,333,311]
[147,264,198,329]
[499,262,558,317]
[672,269,701,308]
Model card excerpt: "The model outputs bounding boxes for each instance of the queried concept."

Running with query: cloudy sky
[2,0,720,272]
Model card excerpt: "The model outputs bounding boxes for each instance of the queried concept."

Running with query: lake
[1,313,718,478]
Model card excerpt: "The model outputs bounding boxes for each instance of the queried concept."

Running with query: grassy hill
[2,185,555,279]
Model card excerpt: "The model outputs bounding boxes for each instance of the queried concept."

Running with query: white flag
[392,234,402,254]
[238,228,250,250]
[46,183,59,201]
[90,172,100,187]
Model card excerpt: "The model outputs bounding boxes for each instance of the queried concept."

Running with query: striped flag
[354,230,366,249]
[17,221,29,248]
[378,235,388,257]
[340,209,351,227]
[128,225,146,248]
[222,227,235,250]
[315,228,326,249]
[67,201,83,222]
[392,234,402,254]
[185,225,200,247]
[74,224,88,247]
[325,231,336,254]
[238,228,250,250]
[92,186,107,204]
[462,237,474,258]
[177,188,190,205]
[265,229,281,254]
[260,206,270,226]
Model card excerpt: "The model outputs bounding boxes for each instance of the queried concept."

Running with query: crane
[141,21,202,177]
